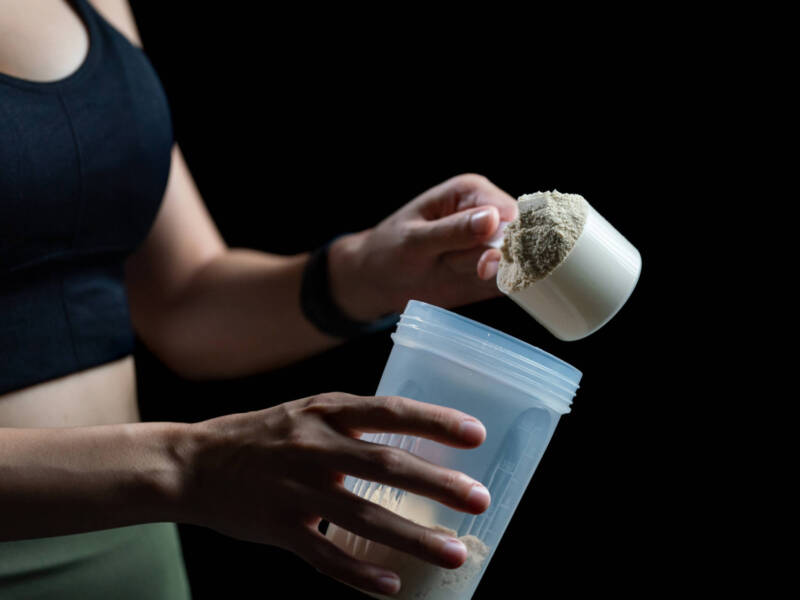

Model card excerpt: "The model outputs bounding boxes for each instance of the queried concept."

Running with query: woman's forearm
[0,422,187,541]
[143,247,349,380]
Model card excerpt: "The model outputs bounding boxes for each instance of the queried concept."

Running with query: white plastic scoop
[489,204,641,341]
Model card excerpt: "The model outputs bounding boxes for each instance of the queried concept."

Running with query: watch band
[300,236,400,339]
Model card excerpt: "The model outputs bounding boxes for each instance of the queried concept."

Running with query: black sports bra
[0,0,173,395]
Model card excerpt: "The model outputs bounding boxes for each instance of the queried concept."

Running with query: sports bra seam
[57,94,87,251]
[58,88,89,367]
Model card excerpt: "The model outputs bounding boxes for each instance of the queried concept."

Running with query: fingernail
[375,574,400,595]
[484,258,500,279]
[459,419,486,443]
[470,209,495,235]
[442,537,467,564]
[467,484,491,509]
[440,537,467,564]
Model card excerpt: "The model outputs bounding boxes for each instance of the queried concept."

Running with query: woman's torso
[0,5,190,598]
[0,0,167,427]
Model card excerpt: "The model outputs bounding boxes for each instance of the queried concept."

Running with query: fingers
[442,247,501,279]
[292,526,402,596]
[414,173,519,223]
[477,248,501,280]
[325,435,491,515]
[408,205,501,254]
[441,246,490,275]
[320,486,472,570]
[406,174,518,255]
[452,174,518,223]
[315,394,487,448]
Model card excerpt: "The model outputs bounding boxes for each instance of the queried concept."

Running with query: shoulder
[87,0,143,48]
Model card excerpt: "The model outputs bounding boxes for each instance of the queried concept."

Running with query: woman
[0,1,518,597]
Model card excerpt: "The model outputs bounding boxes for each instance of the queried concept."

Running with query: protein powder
[327,485,491,600]
[494,189,642,340]
[497,190,589,293]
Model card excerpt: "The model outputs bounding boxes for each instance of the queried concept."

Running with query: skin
[0,1,518,596]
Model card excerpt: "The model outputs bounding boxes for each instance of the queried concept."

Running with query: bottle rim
[390,301,582,414]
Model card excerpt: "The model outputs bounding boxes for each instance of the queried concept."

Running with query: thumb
[414,206,500,253]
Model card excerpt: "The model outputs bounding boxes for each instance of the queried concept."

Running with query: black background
[127,5,709,597]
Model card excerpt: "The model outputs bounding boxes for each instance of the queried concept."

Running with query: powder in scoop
[497,190,589,293]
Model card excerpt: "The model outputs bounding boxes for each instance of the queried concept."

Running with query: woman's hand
[328,174,518,321]
[177,392,491,596]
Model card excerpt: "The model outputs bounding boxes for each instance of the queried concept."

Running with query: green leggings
[0,523,191,599]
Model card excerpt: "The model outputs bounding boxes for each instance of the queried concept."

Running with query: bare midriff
[0,356,141,428]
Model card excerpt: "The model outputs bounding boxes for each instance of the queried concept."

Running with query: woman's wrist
[327,230,393,323]
[159,420,216,526]
[131,421,197,526]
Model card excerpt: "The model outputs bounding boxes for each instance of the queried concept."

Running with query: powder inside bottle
[328,485,491,600]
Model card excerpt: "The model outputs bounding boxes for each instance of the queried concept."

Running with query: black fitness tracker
[300,236,400,339]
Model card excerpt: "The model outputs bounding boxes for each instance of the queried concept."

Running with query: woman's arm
[124,146,520,380]
[124,150,516,380]
[1,394,491,595]
[114,2,518,379]
[123,146,344,379]
[0,422,186,540]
